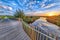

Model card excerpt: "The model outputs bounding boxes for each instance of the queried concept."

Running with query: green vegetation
[14,9,25,18]
[0,15,14,19]
[22,16,40,23]
[47,16,60,27]
[14,9,40,23]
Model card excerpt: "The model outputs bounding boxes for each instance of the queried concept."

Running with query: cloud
[17,0,24,6]
[40,0,47,8]
[0,5,13,11]
[44,3,56,8]
[41,4,45,7]
[0,11,4,13]
[2,6,7,8]
[0,6,3,8]
[25,1,35,8]
[24,0,27,3]
[0,0,60,15]
[25,11,46,14]
[8,7,12,10]
[12,3,16,5]
[28,1,36,5]
[42,0,47,3]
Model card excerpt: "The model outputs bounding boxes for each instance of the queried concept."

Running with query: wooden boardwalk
[0,20,31,40]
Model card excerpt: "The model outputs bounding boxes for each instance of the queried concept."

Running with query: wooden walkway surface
[0,20,31,40]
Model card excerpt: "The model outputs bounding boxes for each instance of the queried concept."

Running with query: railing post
[22,21,56,40]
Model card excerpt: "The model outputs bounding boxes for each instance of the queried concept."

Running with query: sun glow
[48,13,56,16]
[46,12,59,16]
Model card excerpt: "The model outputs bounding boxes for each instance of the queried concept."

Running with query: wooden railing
[22,21,56,40]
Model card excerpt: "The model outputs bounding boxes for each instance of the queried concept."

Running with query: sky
[0,0,60,15]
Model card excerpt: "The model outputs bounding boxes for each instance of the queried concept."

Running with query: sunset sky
[0,0,60,15]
